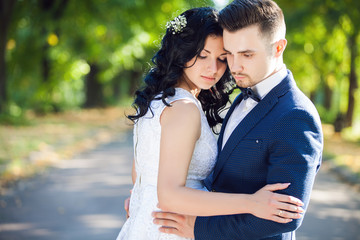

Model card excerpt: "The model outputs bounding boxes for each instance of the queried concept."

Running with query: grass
[0,107,134,191]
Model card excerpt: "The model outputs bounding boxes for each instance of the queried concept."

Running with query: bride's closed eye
[218,57,227,63]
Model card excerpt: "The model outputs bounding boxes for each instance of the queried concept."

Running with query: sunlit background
[1,0,359,128]
[0,1,360,239]
[0,0,359,200]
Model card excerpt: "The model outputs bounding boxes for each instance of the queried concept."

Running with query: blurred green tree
[2,0,213,115]
[0,1,16,113]
[278,0,360,130]
[3,0,359,132]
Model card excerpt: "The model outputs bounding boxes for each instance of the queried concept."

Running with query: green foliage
[278,0,360,127]
[4,0,213,118]
[2,0,359,129]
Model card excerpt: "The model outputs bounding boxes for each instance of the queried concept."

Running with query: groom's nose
[229,55,244,73]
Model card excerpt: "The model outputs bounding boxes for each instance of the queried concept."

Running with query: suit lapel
[213,72,295,182]
[217,93,243,150]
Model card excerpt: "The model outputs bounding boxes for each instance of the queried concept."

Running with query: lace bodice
[117,88,218,240]
[134,88,217,188]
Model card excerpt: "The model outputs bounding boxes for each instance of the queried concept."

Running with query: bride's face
[181,35,228,91]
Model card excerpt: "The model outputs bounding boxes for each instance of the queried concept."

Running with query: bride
[116,7,304,240]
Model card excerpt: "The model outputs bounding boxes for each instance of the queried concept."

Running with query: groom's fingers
[159,226,179,235]
[152,211,185,222]
[153,218,179,228]
[155,215,195,238]
[124,197,131,218]
[152,211,185,229]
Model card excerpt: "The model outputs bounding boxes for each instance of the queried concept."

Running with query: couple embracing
[117,0,323,239]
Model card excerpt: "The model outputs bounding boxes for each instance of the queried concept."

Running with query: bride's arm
[157,101,302,220]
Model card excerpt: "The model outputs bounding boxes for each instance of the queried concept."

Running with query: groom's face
[223,24,277,88]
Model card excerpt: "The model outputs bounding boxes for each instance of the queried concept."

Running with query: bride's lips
[201,75,216,81]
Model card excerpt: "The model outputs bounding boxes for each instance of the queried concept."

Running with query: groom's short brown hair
[219,0,286,42]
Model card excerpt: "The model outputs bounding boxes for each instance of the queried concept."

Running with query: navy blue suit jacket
[194,71,323,240]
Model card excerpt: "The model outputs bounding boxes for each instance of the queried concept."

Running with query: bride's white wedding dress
[116,88,217,240]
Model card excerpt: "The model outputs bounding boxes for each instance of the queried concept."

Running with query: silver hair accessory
[166,15,187,34]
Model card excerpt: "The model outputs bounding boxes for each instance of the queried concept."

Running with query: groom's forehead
[223,28,264,52]
[223,26,263,44]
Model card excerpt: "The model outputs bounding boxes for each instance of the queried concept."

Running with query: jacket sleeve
[194,108,323,239]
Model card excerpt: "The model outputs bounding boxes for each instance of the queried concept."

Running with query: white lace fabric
[116,88,217,240]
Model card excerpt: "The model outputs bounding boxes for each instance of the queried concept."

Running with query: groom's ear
[274,39,287,57]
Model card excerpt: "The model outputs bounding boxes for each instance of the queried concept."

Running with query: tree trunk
[345,33,358,127]
[42,43,50,82]
[112,75,121,100]
[309,91,316,103]
[129,70,141,96]
[0,0,16,113]
[39,0,69,83]
[324,80,332,110]
[83,63,104,108]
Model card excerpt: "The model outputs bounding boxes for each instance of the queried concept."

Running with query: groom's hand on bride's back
[152,211,196,238]
[124,190,132,218]
[124,196,130,218]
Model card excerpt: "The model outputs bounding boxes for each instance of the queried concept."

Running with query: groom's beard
[232,73,251,88]
[232,73,249,78]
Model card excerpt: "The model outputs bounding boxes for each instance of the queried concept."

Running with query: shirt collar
[252,65,287,100]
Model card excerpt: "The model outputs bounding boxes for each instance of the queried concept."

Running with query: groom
[154,0,323,239]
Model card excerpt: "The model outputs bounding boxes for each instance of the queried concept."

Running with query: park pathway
[0,130,360,240]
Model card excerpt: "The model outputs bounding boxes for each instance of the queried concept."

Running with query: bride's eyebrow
[203,49,227,55]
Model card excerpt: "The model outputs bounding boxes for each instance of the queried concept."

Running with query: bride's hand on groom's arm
[152,211,196,238]
[250,183,305,223]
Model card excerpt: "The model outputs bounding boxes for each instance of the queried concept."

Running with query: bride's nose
[207,59,218,74]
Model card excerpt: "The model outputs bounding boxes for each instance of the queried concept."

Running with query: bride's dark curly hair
[127,7,234,132]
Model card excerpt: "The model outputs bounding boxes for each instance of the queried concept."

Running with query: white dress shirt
[222,66,288,149]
